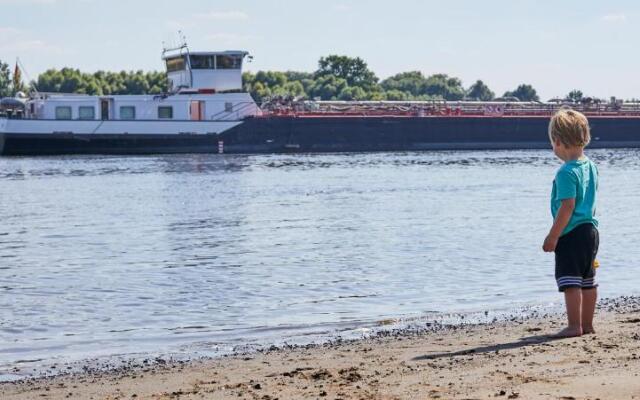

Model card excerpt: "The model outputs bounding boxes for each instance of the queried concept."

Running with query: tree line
[0,59,167,97]
[242,55,542,103]
[0,56,612,103]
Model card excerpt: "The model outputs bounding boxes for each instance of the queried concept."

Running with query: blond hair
[548,108,591,148]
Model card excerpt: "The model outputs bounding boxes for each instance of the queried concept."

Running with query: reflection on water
[0,149,639,375]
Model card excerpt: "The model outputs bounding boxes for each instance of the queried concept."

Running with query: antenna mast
[15,57,39,96]
[162,31,189,57]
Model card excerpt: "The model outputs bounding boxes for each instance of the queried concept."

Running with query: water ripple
[0,149,639,373]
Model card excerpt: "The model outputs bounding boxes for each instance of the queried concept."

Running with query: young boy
[543,109,599,338]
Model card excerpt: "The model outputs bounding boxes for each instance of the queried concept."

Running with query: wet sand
[2,297,640,400]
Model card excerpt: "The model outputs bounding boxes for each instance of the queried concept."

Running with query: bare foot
[583,327,596,334]
[553,327,583,338]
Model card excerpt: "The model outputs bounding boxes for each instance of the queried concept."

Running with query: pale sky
[0,0,638,100]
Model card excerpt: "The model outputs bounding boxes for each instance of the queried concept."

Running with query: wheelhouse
[162,50,249,93]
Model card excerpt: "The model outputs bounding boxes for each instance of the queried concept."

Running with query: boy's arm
[543,198,575,252]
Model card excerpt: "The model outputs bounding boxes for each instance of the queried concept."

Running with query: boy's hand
[544,198,574,252]
[543,234,559,252]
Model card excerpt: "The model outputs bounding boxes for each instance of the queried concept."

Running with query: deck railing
[257,99,640,118]
[210,101,259,121]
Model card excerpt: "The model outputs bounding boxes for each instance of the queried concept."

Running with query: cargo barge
[2,45,640,156]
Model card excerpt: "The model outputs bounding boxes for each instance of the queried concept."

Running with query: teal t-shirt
[550,157,598,236]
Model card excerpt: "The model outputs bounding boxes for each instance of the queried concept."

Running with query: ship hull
[216,116,640,153]
[0,132,222,155]
[3,115,640,155]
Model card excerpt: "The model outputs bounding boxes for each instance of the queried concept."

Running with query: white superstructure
[1,47,260,137]
[164,50,249,93]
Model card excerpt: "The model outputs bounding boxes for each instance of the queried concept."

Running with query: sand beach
[2,297,639,400]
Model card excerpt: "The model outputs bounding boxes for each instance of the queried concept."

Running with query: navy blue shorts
[554,223,599,292]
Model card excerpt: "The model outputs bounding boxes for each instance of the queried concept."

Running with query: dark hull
[3,116,640,155]
[0,133,222,155]
[218,116,640,153]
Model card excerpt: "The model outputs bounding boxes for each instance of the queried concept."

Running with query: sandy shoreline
[2,297,640,400]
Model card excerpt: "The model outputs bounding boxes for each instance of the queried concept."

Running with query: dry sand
[2,298,640,400]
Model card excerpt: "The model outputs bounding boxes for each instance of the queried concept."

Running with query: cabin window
[78,106,95,120]
[216,55,241,69]
[190,55,215,69]
[166,56,186,73]
[55,106,72,120]
[225,102,234,112]
[120,106,136,120]
[158,106,173,119]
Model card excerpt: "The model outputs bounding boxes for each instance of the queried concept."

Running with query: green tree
[282,81,305,97]
[84,79,103,95]
[466,80,494,101]
[381,71,427,97]
[123,71,151,95]
[35,68,167,96]
[307,74,349,100]
[423,74,465,100]
[338,86,367,101]
[368,91,387,101]
[243,71,255,85]
[503,84,539,101]
[254,71,288,88]
[58,68,83,93]
[284,71,313,82]
[243,71,307,102]
[0,60,11,97]
[385,89,409,101]
[147,71,168,93]
[299,78,315,94]
[566,90,583,103]
[252,81,271,102]
[242,71,258,98]
[381,71,466,100]
[315,55,378,90]
[35,69,61,92]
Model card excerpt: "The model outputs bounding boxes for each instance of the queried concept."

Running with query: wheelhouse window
[158,106,173,119]
[78,106,95,120]
[55,106,72,120]
[166,56,186,73]
[120,106,136,120]
[189,55,215,69]
[216,55,242,69]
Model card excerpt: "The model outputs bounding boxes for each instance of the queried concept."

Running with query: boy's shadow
[411,334,564,361]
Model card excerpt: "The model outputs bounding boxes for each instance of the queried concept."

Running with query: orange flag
[13,62,21,90]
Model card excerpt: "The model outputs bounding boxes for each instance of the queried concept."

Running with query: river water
[1,150,639,377]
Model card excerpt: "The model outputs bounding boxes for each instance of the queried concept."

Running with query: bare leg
[581,287,597,334]
[556,287,583,337]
